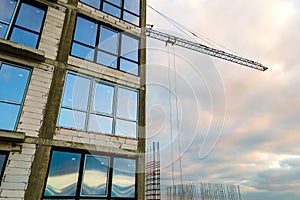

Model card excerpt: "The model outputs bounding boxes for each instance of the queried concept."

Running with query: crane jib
[146,28,268,71]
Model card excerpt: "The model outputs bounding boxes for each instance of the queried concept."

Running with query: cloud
[146,0,300,200]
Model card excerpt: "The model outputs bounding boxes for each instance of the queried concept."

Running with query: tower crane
[146,28,268,71]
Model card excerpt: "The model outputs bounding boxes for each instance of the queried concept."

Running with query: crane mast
[146,28,268,71]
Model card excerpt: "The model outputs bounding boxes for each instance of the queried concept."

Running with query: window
[71,16,140,76]
[0,0,46,48]
[43,150,137,199]
[58,72,139,138]
[0,152,9,186]
[0,63,31,131]
[79,0,141,26]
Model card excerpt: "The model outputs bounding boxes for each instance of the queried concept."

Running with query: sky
[145,0,300,200]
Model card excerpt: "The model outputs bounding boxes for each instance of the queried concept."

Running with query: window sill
[0,39,45,62]
[0,129,25,143]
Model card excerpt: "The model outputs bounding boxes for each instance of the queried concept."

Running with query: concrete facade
[0,0,146,199]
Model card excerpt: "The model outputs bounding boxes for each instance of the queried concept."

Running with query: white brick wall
[17,64,54,137]
[55,128,138,151]
[0,144,36,199]
[39,6,65,60]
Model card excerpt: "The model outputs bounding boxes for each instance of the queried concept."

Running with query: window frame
[0,151,9,186]
[0,61,32,131]
[0,0,47,48]
[70,15,140,76]
[79,0,141,27]
[57,71,139,139]
[42,148,138,199]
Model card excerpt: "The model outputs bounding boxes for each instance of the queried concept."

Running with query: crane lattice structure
[146,28,268,72]
[146,142,161,200]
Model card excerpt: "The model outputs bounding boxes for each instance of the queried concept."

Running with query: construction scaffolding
[146,142,161,200]
[166,182,242,200]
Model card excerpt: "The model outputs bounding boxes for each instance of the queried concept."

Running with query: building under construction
[166,183,243,200]
[0,0,146,199]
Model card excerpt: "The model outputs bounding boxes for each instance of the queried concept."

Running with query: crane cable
[167,45,175,199]
[147,4,238,55]
[167,44,184,196]
[171,46,184,187]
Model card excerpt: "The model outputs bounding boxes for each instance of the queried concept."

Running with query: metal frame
[79,0,141,27]
[42,148,138,199]
[0,62,32,131]
[146,28,268,71]
[57,71,139,139]
[0,151,9,187]
[0,0,47,48]
[71,15,140,76]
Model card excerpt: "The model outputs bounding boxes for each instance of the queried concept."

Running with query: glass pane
[112,158,136,198]
[62,73,91,111]
[103,3,121,18]
[0,153,7,171]
[123,11,140,26]
[97,51,118,69]
[80,0,101,9]
[71,42,94,61]
[81,155,110,196]
[15,3,45,32]
[115,119,137,138]
[117,88,138,120]
[0,102,20,131]
[74,17,98,47]
[121,34,139,61]
[106,0,121,6]
[0,23,8,38]
[120,58,138,76]
[10,27,39,48]
[0,0,17,23]
[124,0,140,15]
[99,27,118,54]
[88,114,113,134]
[44,151,81,197]
[93,83,114,114]
[0,64,30,103]
[58,108,86,130]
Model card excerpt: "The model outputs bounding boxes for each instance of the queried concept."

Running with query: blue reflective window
[43,150,137,199]
[112,158,136,198]
[71,16,140,76]
[120,58,139,76]
[96,51,118,68]
[93,83,114,114]
[81,155,110,196]
[10,27,39,47]
[121,34,139,61]
[58,72,138,138]
[103,2,121,18]
[124,0,140,15]
[71,43,94,61]
[0,152,8,186]
[0,63,31,131]
[0,0,46,48]
[74,17,98,47]
[0,0,17,23]
[99,27,118,54]
[15,3,45,32]
[80,0,101,9]
[61,73,91,111]
[79,0,140,26]
[117,88,138,121]
[44,151,81,197]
